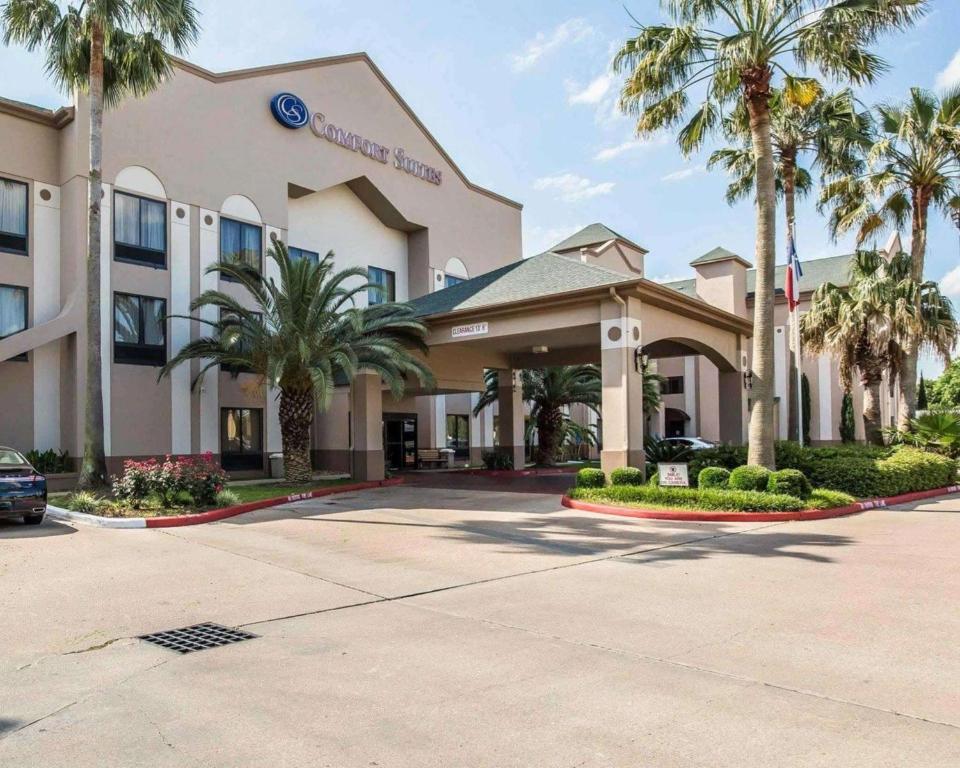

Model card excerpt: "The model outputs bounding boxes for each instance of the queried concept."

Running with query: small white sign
[451,322,488,339]
[658,463,689,487]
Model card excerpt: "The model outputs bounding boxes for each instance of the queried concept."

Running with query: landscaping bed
[568,446,958,520]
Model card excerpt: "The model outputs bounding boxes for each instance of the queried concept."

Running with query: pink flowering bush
[113,453,227,508]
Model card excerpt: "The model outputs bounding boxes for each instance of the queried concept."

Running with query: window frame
[0,177,29,256]
[663,376,685,395]
[219,216,263,280]
[218,308,261,375]
[113,189,168,269]
[289,246,320,265]
[367,265,396,305]
[0,283,29,362]
[113,291,167,367]
[220,407,264,471]
[445,413,470,457]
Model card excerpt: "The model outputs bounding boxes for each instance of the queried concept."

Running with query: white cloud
[511,19,593,72]
[661,164,707,182]
[940,265,960,298]
[533,173,615,202]
[593,133,669,162]
[566,73,612,105]
[935,48,960,91]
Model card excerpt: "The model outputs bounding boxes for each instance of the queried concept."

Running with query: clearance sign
[270,92,443,186]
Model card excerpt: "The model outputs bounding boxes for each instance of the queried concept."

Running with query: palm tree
[473,366,601,466]
[801,250,956,444]
[612,0,925,468]
[821,86,960,427]
[2,0,200,489]
[642,364,665,420]
[160,242,434,482]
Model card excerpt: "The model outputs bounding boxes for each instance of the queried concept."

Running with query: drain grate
[139,622,257,654]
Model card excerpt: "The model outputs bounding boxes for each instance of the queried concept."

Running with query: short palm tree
[2,0,201,489]
[612,0,926,468]
[801,250,956,444]
[642,365,665,420]
[161,242,434,482]
[820,86,960,427]
[473,366,601,466]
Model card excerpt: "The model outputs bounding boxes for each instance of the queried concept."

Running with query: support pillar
[600,296,645,475]
[496,369,525,469]
[718,344,749,444]
[351,372,384,481]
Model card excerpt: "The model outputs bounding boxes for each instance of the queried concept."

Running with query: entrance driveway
[2,475,959,766]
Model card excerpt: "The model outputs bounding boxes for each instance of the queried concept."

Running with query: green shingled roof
[660,253,853,299]
[550,223,647,253]
[408,252,637,318]
[690,246,751,267]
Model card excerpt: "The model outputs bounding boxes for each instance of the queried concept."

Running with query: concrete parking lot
[2,474,959,767]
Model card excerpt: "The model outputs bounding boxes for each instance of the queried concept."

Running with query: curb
[456,467,579,478]
[46,478,404,529]
[561,484,960,523]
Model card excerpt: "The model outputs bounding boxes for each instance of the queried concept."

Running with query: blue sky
[3,1,959,373]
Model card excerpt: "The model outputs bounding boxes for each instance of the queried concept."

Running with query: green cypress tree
[801,373,811,445]
[917,373,929,411]
[839,391,856,443]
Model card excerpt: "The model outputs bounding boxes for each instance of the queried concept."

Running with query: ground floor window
[114,292,166,366]
[221,407,263,471]
[446,414,469,458]
[0,283,28,361]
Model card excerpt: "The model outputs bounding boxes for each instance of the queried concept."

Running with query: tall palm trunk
[861,375,884,446]
[78,20,108,490]
[279,387,314,482]
[782,152,799,444]
[898,190,930,430]
[535,407,563,466]
[744,67,777,469]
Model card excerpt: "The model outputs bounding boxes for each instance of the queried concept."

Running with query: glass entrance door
[384,414,417,471]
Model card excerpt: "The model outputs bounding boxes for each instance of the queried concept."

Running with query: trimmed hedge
[801,447,956,498]
[610,467,645,486]
[767,469,812,499]
[570,484,805,512]
[575,468,606,489]
[698,466,730,489]
[729,465,772,492]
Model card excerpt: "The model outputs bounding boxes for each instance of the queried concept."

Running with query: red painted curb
[561,484,960,523]
[144,478,404,528]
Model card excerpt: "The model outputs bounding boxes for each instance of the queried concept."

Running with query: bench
[417,449,447,469]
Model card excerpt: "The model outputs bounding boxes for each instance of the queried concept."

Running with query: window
[219,309,260,375]
[368,266,396,305]
[444,274,466,289]
[114,191,166,267]
[114,293,166,366]
[446,414,469,457]
[663,376,684,395]
[0,284,28,361]
[289,246,320,265]
[0,178,28,255]
[220,217,262,275]
[220,408,263,471]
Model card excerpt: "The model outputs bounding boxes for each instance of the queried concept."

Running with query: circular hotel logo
[270,92,309,129]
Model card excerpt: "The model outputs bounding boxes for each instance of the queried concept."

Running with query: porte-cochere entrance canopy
[348,253,753,480]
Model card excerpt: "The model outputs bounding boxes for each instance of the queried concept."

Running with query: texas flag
[785,233,803,311]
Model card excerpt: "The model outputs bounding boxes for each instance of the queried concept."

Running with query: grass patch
[50,477,355,518]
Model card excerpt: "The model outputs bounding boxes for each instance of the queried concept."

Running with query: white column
[817,354,833,442]
[169,201,192,455]
[469,392,482,461]
[683,356,697,436]
[264,226,283,455]
[434,395,447,449]
[774,325,788,440]
[32,183,61,451]
[100,183,112,457]
[198,209,219,453]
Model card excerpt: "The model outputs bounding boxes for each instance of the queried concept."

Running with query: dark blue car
[0,447,47,525]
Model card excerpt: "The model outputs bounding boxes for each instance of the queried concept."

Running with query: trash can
[438,448,456,468]
[269,453,284,478]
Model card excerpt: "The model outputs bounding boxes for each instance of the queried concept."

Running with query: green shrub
[647,469,661,486]
[25,448,72,474]
[798,446,955,498]
[767,469,812,499]
[806,489,856,509]
[644,435,693,464]
[213,490,241,508]
[67,491,102,515]
[687,444,747,485]
[698,466,730,489]
[569,484,804,512]
[729,465,772,492]
[610,467,645,486]
[482,451,514,470]
[575,467,606,489]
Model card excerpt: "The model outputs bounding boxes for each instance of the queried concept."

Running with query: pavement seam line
[402,601,960,732]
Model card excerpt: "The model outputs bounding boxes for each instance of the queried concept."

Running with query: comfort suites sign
[270,92,443,186]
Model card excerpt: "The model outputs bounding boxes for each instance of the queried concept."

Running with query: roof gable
[550,223,647,254]
[690,246,752,268]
